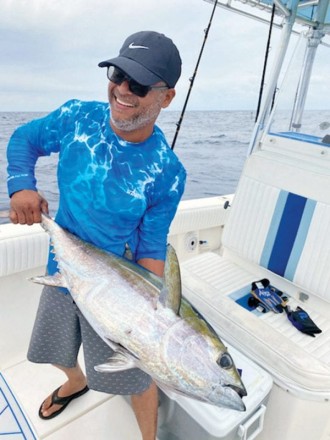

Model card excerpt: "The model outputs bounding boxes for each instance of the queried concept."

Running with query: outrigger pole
[171,0,218,150]
[255,3,276,123]
[247,0,300,155]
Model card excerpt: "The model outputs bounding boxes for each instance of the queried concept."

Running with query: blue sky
[1,0,328,111]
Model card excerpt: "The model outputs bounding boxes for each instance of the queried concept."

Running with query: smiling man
[7,31,186,440]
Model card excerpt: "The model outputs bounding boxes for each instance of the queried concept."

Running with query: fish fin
[159,286,169,308]
[29,273,67,288]
[94,350,137,372]
[103,337,122,352]
[160,244,182,314]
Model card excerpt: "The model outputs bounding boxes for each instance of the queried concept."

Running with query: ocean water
[0,110,254,224]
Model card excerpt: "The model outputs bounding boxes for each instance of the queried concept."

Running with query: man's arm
[6,100,80,225]
[135,161,186,276]
[137,258,165,277]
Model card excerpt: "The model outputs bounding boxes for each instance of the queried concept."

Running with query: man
[7,31,186,440]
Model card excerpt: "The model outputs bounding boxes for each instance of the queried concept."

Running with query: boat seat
[180,151,330,399]
[0,222,49,277]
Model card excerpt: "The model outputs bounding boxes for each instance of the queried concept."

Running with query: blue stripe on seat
[268,193,307,276]
[284,198,316,280]
[260,191,315,278]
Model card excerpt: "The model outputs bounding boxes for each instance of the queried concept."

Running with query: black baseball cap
[98,31,181,88]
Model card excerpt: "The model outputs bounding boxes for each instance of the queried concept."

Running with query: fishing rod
[171,0,218,150]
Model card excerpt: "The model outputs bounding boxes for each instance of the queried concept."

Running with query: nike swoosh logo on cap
[129,43,149,50]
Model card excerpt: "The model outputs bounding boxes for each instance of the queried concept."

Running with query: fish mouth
[228,383,248,398]
[218,384,246,411]
[209,383,247,411]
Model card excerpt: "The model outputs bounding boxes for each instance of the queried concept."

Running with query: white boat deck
[1,359,144,439]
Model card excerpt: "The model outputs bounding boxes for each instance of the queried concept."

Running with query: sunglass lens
[107,66,124,84]
[129,82,150,98]
[107,66,151,97]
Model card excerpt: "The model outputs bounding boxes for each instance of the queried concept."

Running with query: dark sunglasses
[107,66,169,98]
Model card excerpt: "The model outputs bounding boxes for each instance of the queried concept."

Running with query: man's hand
[10,190,49,225]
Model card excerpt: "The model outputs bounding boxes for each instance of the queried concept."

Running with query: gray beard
[110,93,164,133]
[110,112,154,132]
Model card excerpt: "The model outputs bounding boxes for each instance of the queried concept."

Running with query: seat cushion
[181,252,330,398]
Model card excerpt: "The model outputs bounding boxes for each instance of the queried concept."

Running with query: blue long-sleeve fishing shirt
[7,99,186,276]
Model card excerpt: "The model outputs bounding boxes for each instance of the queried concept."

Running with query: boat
[1,0,329,439]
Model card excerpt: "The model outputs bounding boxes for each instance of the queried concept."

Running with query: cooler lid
[161,344,272,437]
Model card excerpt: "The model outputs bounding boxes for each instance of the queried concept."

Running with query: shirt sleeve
[135,161,186,261]
[6,100,77,196]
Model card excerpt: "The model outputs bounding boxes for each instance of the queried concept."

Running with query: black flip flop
[39,385,89,420]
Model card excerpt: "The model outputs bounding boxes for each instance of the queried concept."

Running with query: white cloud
[0,0,328,111]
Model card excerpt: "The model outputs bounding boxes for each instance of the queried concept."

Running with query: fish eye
[217,353,233,369]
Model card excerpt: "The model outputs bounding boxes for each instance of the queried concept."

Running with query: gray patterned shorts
[27,286,152,395]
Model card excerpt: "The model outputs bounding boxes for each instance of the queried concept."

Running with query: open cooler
[157,344,273,440]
